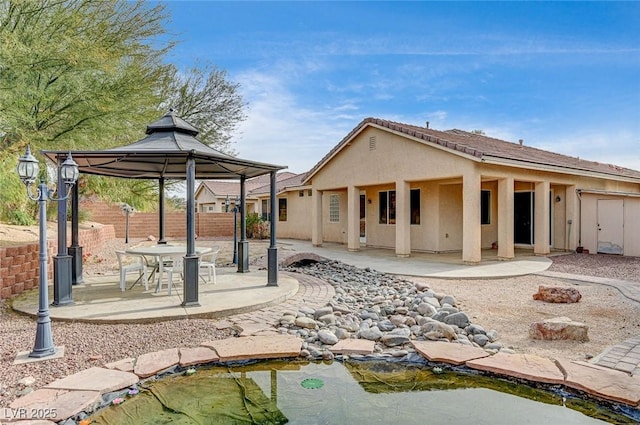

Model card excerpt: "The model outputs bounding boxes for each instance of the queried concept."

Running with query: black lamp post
[16,146,78,358]
[232,195,240,264]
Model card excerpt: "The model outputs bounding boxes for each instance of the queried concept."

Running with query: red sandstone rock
[532,285,582,303]
[529,316,589,342]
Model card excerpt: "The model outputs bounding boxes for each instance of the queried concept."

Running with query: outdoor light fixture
[555,195,562,203]
[16,147,79,358]
[121,203,136,245]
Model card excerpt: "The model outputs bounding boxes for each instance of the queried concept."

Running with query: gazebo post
[158,178,167,244]
[53,156,74,305]
[69,184,83,285]
[267,170,278,286]
[183,157,199,306]
[238,175,249,273]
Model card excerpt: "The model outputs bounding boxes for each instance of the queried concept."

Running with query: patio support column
[347,185,360,252]
[497,177,515,259]
[565,185,578,251]
[183,157,199,306]
[53,156,73,305]
[395,180,410,257]
[311,189,323,246]
[462,170,482,264]
[238,175,249,273]
[158,178,167,244]
[267,171,278,286]
[69,185,83,284]
[534,180,551,255]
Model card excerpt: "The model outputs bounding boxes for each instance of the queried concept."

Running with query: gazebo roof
[43,111,285,180]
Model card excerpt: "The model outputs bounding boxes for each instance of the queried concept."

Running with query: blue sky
[165,1,640,174]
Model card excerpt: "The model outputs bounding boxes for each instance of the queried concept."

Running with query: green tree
[160,63,246,155]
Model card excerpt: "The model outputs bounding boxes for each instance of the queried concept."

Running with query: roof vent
[369,136,376,150]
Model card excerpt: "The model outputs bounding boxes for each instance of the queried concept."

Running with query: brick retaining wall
[0,224,115,300]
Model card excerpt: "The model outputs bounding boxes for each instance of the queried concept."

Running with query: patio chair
[199,247,220,284]
[115,250,149,291]
[156,254,183,295]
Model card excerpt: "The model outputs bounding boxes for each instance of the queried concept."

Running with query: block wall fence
[0,224,116,300]
[82,200,235,239]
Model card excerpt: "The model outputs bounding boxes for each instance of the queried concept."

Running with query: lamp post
[232,195,240,264]
[16,147,78,358]
[121,203,135,245]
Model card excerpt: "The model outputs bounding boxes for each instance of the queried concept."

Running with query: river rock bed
[281,260,512,359]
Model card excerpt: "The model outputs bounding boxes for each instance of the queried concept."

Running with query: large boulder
[532,285,582,303]
[529,316,589,342]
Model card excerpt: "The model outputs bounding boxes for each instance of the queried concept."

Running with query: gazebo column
[267,171,278,286]
[69,185,83,285]
[347,185,360,252]
[182,157,199,306]
[534,180,551,255]
[238,175,250,273]
[311,189,323,246]
[497,177,515,259]
[158,178,167,244]
[53,157,73,305]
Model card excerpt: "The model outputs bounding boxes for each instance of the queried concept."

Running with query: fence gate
[597,199,624,254]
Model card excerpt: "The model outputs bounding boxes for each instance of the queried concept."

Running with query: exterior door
[514,192,533,245]
[359,192,366,243]
[597,199,624,254]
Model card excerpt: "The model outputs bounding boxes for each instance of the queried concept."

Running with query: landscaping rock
[532,285,582,303]
[529,316,589,342]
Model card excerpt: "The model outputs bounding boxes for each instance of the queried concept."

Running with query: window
[481,190,491,225]
[410,189,420,225]
[261,199,270,221]
[308,189,312,196]
[278,198,287,221]
[379,191,396,224]
[299,190,304,197]
[207,206,214,212]
[329,194,340,223]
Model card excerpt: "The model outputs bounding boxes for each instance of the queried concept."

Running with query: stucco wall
[581,193,640,257]
[276,191,313,240]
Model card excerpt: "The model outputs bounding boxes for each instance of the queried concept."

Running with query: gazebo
[43,111,285,307]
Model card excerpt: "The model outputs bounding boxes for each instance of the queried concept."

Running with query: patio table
[124,245,212,291]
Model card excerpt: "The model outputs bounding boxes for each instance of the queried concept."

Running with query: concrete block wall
[0,224,115,300]
[82,200,234,239]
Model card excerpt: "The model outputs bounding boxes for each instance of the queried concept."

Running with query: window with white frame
[329,194,340,223]
[278,198,287,221]
[379,190,396,224]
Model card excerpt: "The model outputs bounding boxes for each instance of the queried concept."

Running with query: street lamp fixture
[16,147,79,358]
[120,203,135,245]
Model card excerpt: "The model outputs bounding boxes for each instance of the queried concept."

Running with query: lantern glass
[16,146,40,185]
[60,153,79,185]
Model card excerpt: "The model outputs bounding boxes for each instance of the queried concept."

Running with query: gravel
[1,244,639,409]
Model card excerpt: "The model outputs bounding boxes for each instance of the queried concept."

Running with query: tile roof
[198,172,298,198]
[250,172,308,195]
[304,118,640,182]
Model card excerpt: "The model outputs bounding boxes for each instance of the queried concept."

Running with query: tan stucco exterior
[280,120,640,261]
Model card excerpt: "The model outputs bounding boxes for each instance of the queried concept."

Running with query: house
[273,118,640,262]
[195,172,296,214]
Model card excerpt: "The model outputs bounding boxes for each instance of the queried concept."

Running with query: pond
[90,360,635,424]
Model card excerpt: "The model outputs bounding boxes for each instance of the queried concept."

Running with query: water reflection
[91,360,631,424]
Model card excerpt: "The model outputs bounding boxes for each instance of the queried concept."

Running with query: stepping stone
[104,357,136,373]
[44,366,139,393]
[179,346,220,367]
[330,339,375,355]
[134,348,180,378]
[7,388,101,422]
[466,352,565,384]
[202,335,302,362]
[557,358,640,406]
[412,341,490,365]
[236,323,279,337]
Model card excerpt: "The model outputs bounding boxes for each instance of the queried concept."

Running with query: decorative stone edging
[3,335,640,424]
